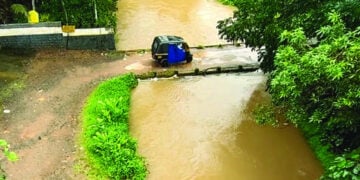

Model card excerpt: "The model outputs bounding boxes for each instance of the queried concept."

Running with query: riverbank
[0,46,259,179]
[81,73,147,179]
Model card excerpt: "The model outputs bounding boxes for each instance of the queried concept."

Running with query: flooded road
[123,46,260,72]
[116,0,234,50]
[130,73,323,179]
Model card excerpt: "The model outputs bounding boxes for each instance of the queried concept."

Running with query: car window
[158,44,168,54]
[152,39,159,53]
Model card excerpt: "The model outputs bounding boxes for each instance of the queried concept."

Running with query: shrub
[270,12,360,178]
[39,0,118,28]
[253,104,279,127]
[82,73,147,179]
[325,149,360,180]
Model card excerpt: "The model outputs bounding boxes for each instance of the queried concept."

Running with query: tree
[0,0,11,23]
[39,0,118,28]
[0,0,28,24]
[217,0,360,72]
[270,12,360,178]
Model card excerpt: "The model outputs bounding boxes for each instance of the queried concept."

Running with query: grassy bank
[81,73,147,179]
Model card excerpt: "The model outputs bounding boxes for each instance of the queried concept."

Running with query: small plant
[253,104,279,127]
[0,139,18,180]
[0,139,18,162]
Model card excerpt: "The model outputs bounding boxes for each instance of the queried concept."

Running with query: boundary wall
[0,22,115,50]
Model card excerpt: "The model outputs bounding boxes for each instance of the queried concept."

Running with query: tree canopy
[40,0,118,28]
[217,0,360,72]
[271,12,360,179]
[218,1,360,178]
[0,0,118,28]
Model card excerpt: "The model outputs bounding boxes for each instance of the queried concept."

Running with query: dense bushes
[270,12,360,179]
[218,0,360,178]
[0,0,118,28]
[0,0,29,24]
[217,0,360,73]
[39,0,118,28]
[82,73,147,179]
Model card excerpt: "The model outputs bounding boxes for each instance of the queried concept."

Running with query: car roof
[155,35,184,43]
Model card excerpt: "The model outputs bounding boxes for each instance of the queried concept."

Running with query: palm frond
[10,4,28,17]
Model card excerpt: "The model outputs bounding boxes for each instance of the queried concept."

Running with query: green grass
[81,73,147,179]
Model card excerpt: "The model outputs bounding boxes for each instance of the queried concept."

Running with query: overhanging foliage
[217,0,360,72]
[270,12,360,179]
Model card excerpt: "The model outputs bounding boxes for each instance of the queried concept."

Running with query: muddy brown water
[116,0,234,50]
[130,73,323,179]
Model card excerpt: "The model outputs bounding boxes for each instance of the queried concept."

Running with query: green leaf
[10,4,28,17]
[353,164,360,174]
[6,152,19,162]
[0,139,8,147]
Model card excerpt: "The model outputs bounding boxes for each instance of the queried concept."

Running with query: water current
[130,73,323,179]
[116,0,235,50]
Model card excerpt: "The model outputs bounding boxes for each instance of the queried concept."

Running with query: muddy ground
[0,47,258,179]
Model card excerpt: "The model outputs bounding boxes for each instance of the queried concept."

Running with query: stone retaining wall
[0,22,115,50]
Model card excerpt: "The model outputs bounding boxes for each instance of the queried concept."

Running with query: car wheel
[160,59,168,67]
[186,55,193,63]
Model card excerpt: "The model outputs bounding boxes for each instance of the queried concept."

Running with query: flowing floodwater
[116,0,234,50]
[130,73,323,179]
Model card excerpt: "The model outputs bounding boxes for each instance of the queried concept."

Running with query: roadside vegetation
[81,73,147,179]
[218,0,360,179]
[0,0,118,28]
[272,13,360,179]
[0,139,18,180]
